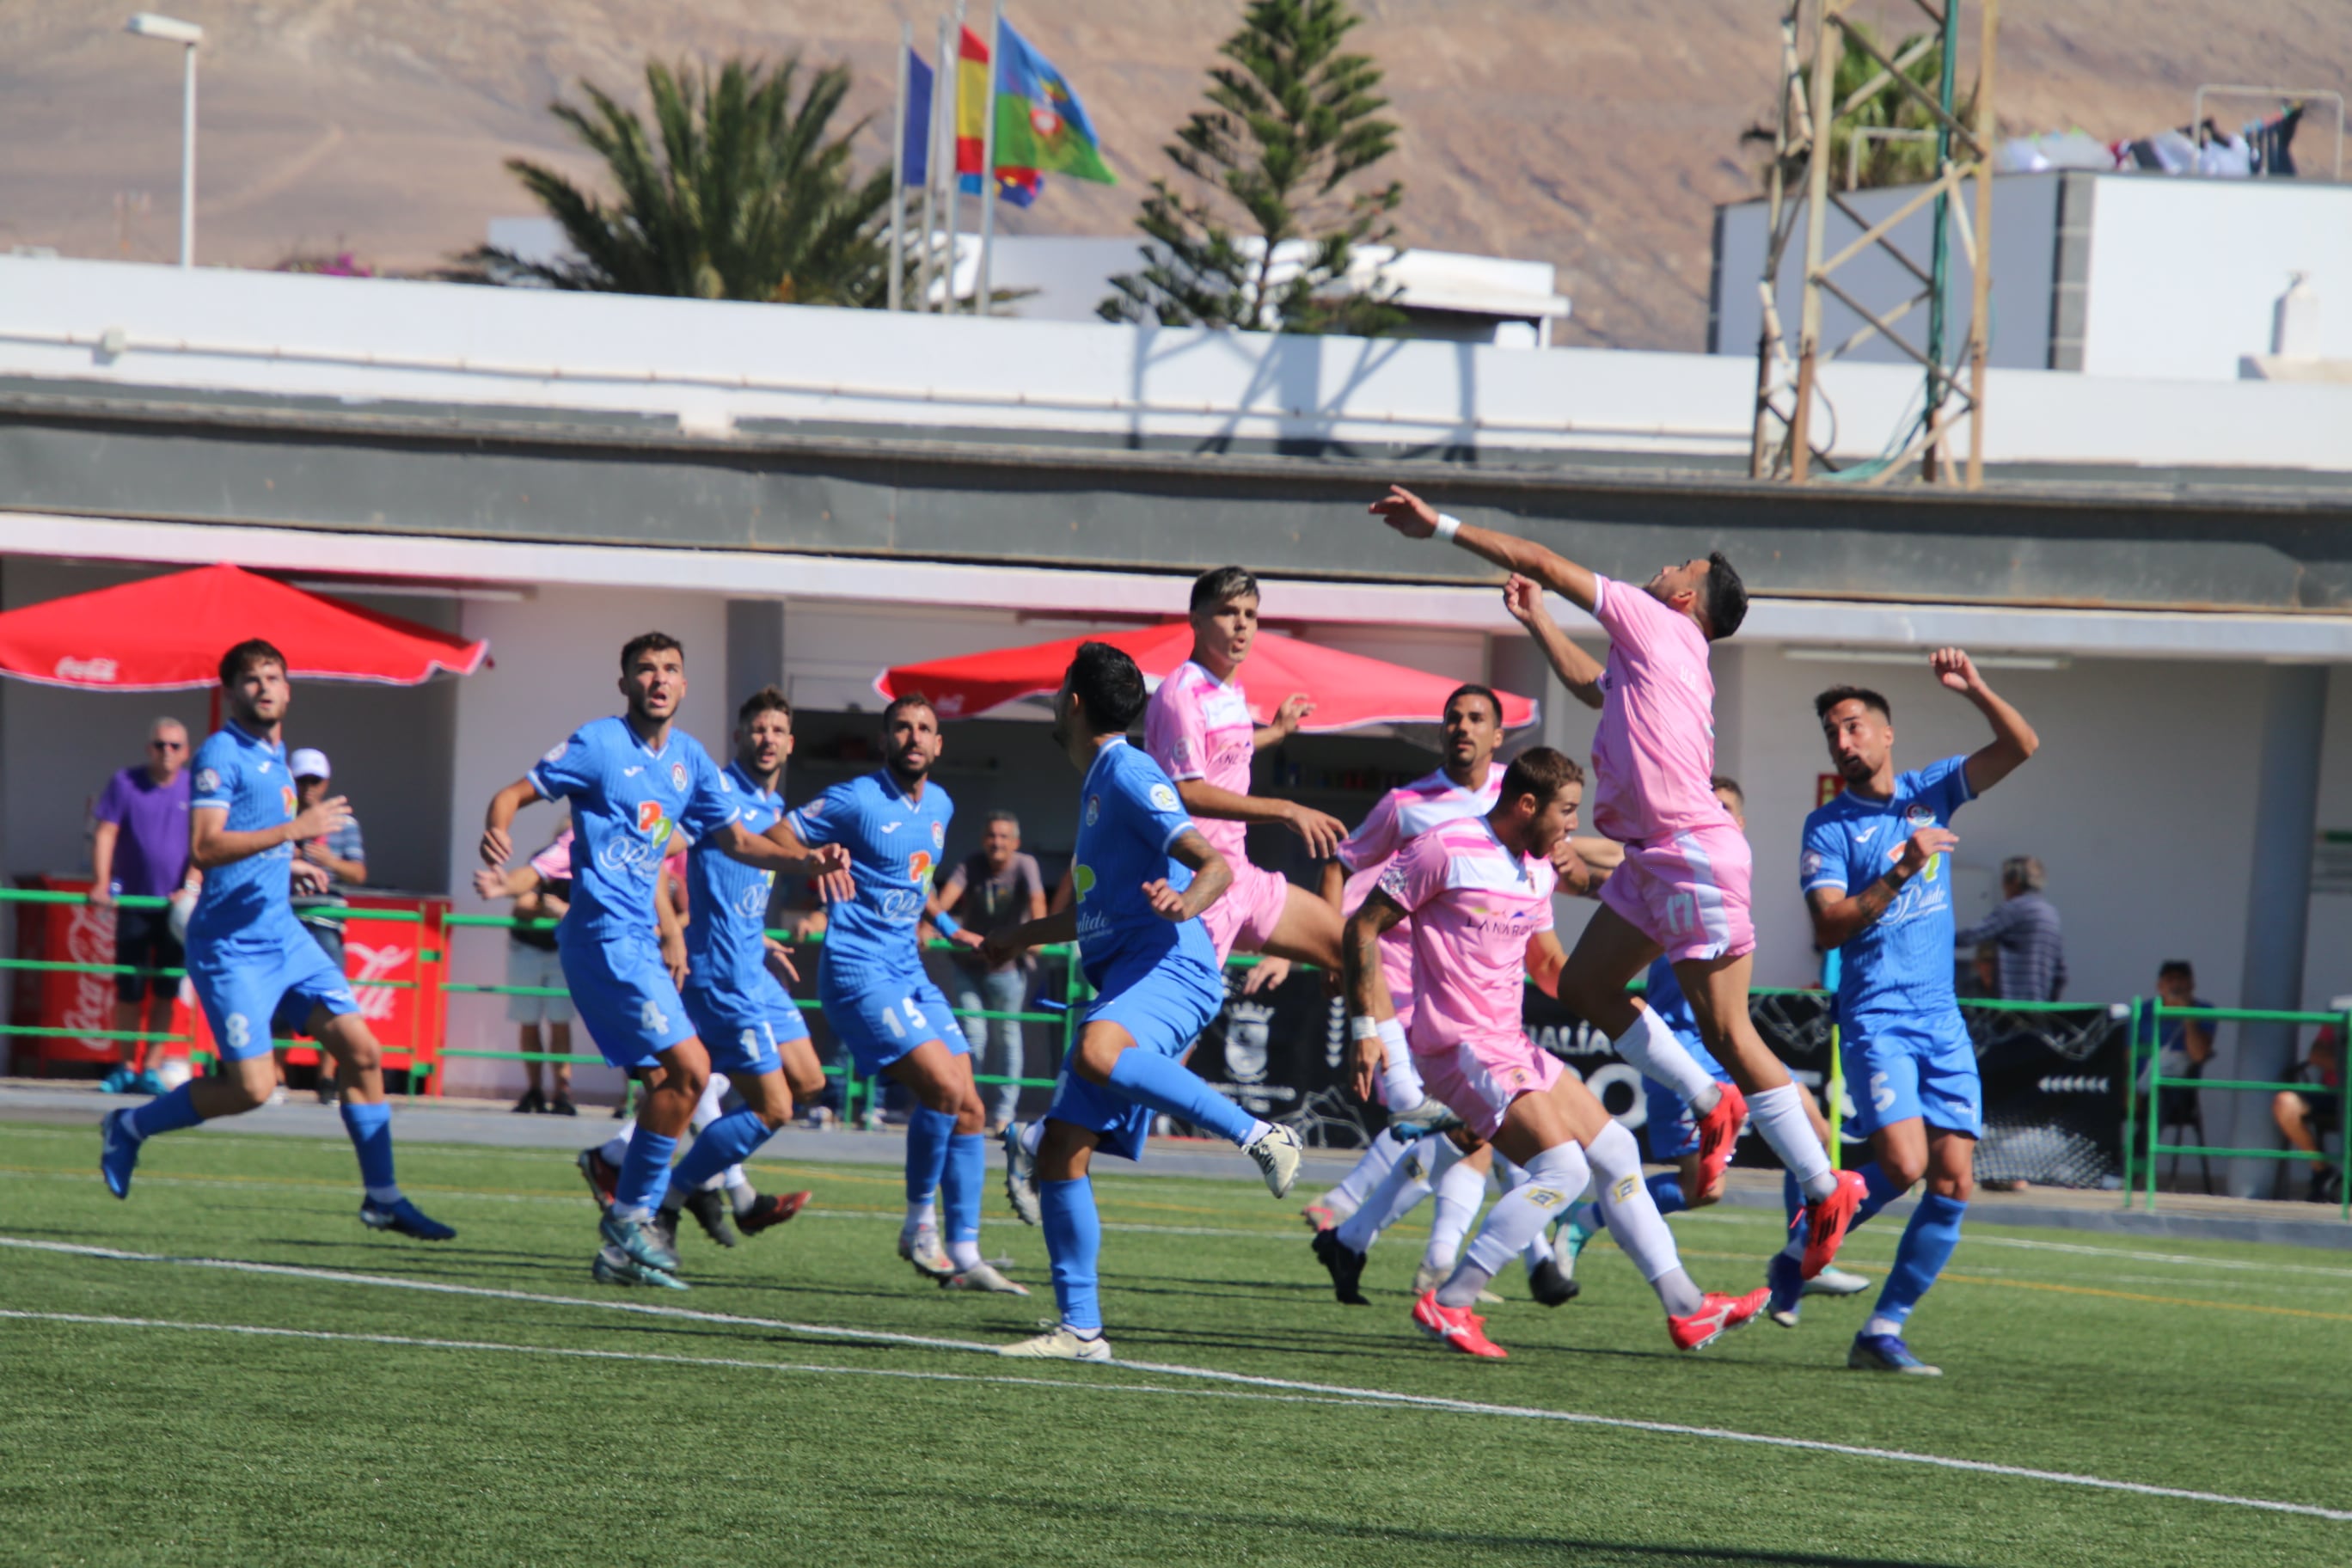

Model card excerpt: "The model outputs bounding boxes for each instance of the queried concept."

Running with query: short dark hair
[1190,566,1259,614]
[1815,685,1892,723]
[1711,774,1744,807]
[1444,683,1504,725]
[620,631,683,673]
[1066,640,1149,733]
[218,638,287,688]
[1498,745,1583,809]
[737,686,792,726]
[883,692,937,729]
[1702,552,1748,640]
[2159,959,2195,981]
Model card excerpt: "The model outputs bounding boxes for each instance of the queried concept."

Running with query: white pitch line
[3,1234,2344,1523]
[1963,1233,2352,1282]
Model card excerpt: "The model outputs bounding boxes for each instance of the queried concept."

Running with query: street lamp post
[125,13,203,267]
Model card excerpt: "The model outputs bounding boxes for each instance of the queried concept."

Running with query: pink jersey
[1144,658,1255,866]
[1338,769,1504,1018]
[1377,818,1557,1055]
[527,826,575,882]
[1588,575,1726,845]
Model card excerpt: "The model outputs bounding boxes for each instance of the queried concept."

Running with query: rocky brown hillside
[3,1,2343,348]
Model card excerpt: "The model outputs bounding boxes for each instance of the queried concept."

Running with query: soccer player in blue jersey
[99,640,454,1241]
[985,642,1307,1361]
[480,633,849,1289]
[1775,648,2039,1375]
[767,694,1023,1290]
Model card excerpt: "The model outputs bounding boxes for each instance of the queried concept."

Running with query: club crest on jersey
[670,761,689,792]
[1905,803,1937,830]
[1085,795,1100,827]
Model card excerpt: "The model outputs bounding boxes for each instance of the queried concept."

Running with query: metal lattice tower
[1749,0,2000,487]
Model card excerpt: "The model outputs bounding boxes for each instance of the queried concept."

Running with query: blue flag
[903,48,933,186]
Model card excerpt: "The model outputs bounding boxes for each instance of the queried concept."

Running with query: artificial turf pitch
[0,1118,2343,1566]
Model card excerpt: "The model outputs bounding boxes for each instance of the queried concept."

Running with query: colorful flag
[954,18,1115,200]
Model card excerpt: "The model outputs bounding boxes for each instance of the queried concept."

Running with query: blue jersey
[683,760,782,996]
[1801,754,1974,1020]
[1070,738,1213,988]
[529,716,738,936]
[186,722,304,947]
[787,771,953,981]
[1643,957,1724,1079]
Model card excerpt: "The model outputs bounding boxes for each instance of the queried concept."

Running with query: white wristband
[1350,1014,1381,1042]
[1433,512,1462,542]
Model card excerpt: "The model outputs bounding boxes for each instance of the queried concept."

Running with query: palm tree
[473,56,895,305]
[1747,25,1977,193]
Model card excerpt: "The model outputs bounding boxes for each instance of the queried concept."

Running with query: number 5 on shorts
[879,995,924,1039]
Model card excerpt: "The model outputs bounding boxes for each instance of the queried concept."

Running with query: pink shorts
[1201,858,1292,965]
[1415,1031,1566,1140]
[1599,821,1756,964]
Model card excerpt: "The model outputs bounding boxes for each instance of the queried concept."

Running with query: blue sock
[616,1130,677,1216]
[668,1106,773,1197]
[943,1133,984,1249]
[1870,1192,1967,1329]
[1039,1176,1103,1334]
[126,1082,205,1142]
[905,1106,954,1208]
[1647,1172,1687,1217]
[339,1100,399,1200]
[1105,1047,1255,1146]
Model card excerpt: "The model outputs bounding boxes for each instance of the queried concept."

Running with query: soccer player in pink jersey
[1370,485,1870,1280]
[1143,567,1347,978]
[1345,746,1768,1359]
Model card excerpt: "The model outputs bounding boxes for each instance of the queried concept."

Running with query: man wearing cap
[286,748,367,1102]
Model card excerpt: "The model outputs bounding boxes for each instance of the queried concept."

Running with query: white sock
[949,1238,983,1271]
[1329,1128,1407,1213]
[1242,1118,1277,1149]
[1438,1142,1589,1308]
[1018,1120,1044,1158]
[1612,1006,1720,1111]
[728,1180,758,1216]
[904,1197,937,1235]
[711,1161,745,1193]
[364,1183,402,1206]
[1583,1121,1703,1314]
[1336,1148,1430,1253]
[1424,1154,1489,1274]
[600,1124,634,1167]
[690,1077,727,1133]
[1749,1083,1837,1200]
[1864,1313,1903,1338]
[1422,1130,1472,1185]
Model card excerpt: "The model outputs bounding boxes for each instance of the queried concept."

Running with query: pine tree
[1099,0,1404,334]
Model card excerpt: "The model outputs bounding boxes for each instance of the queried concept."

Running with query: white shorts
[505,940,575,1026]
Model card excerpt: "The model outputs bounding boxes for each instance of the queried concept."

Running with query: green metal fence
[2124,1001,2350,1217]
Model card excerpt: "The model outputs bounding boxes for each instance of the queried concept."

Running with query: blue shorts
[682,974,810,1077]
[559,924,695,1072]
[1843,1007,1982,1140]
[1642,1061,1739,1161]
[1046,952,1223,1164]
[187,921,358,1062]
[818,965,966,1076]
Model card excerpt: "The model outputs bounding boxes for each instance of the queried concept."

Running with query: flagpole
[921,16,948,310]
[941,1,966,310]
[889,21,910,312]
[975,2,1002,317]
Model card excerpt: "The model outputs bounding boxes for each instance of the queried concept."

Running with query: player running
[1372,486,1867,1280]
[1345,745,1767,1359]
[100,640,454,1240]
[769,695,1020,1292]
[1776,650,2039,1374]
[989,642,1306,1360]
[480,633,848,1289]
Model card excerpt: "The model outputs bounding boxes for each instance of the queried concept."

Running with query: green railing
[2124,1001,2350,1218]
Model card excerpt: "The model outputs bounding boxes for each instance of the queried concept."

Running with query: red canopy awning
[0,564,489,691]
[878,622,1536,732]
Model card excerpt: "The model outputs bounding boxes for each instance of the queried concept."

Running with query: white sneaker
[266,1085,288,1106]
[1001,1122,1041,1227]
[1804,1265,1872,1297]
[1246,1123,1304,1199]
[999,1321,1112,1362]
[897,1224,953,1279]
[942,1261,1032,1295]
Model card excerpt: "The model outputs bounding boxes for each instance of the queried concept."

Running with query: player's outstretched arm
[1806,826,1957,949]
[1173,778,1346,859]
[1342,893,1409,1099]
[719,818,853,893]
[1369,485,1599,612]
[479,777,541,869]
[1504,575,1605,711]
[1253,691,1315,751]
[1146,829,1232,923]
[191,794,351,873]
[1935,648,2040,796]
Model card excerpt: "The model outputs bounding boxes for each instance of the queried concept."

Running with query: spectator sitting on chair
[284,749,366,1102]
[90,717,195,1094]
[471,824,580,1116]
[2275,1021,2343,1204]
[938,810,1047,1134]
[1956,854,2067,1001]
[2149,960,2215,1130]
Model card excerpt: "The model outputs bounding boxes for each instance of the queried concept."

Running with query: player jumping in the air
[771,695,1024,1292]
[101,640,454,1241]
[1782,651,2038,1374]
[989,643,1307,1360]
[1346,746,1768,1359]
[1372,487,1868,1279]
[480,633,848,1289]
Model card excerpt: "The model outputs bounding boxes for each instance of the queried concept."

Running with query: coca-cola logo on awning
[56,656,119,683]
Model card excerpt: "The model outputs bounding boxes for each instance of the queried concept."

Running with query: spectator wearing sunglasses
[91,717,197,1094]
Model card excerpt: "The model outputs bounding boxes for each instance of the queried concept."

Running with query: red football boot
[1669,1288,1772,1352]
[738,1190,812,1235]
[1693,1081,1747,1197]
[1412,1289,1508,1360]
[1798,1169,1870,1278]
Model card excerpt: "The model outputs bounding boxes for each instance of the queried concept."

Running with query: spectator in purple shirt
[91,718,196,1093]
